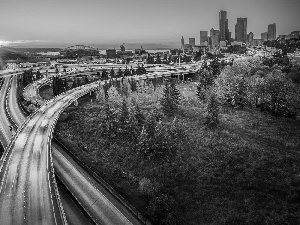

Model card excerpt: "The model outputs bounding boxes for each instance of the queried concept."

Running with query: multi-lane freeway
[3,75,95,225]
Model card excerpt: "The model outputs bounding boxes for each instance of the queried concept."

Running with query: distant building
[211,34,220,47]
[120,45,125,52]
[232,41,243,46]
[189,38,196,46]
[268,23,276,40]
[200,31,208,46]
[247,32,254,43]
[220,41,227,47]
[252,39,264,46]
[235,18,247,42]
[261,32,268,41]
[228,32,232,45]
[181,36,184,48]
[106,49,117,58]
[219,10,230,42]
[210,28,220,46]
[170,49,183,55]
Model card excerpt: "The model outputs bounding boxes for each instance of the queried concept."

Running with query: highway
[4,75,95,225]
[0,77,12,147]
[0,87,67,224]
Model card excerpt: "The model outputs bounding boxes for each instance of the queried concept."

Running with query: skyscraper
[235,18,247,42]
[181,36,184,48]
[268,23,276,40]
[261,32,268,41]
[210,28,220,47]
[219,10,229,42]
[200,31,208,46]
[247,32,254,43]
[189,38,195,46]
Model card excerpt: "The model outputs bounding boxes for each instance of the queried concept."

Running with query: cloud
[0,39,49,46]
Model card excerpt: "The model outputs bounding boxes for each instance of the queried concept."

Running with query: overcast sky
[0,0,299,47]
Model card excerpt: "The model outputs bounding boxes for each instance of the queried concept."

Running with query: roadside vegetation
[53,54,300,224]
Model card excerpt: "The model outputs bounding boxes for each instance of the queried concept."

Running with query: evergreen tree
[71,79,77,89]
[160,79,181,117]
[196,68,212,102]
[101,102,118,139]
[141,65,147,74]
[155,54,162,64]
[130,79,137,92]
[131,69,136,75]
[117,68,124,77]
[124,67,131,76]
[84,76,89,84]
[136,65,143,75]
[103,80,109,99]
[36,70,41,80]
[102,69,108,80]
[205,92,219,128]
[63,79,69,91]
[110,68,115,78]
[77,78,82,86]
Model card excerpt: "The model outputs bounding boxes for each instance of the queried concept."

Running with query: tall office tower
[247,32,254,43]
[181,36,184,48]
[235,17,247,42]
[219,10,229,42]
[228,32,232,45]
[210,28,220,46]
[261,32,268,41]
[268,23,276,40]
[189,38,196,46]
[200,31,208,45]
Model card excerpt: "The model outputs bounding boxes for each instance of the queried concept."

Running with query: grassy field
[46,81,300,224]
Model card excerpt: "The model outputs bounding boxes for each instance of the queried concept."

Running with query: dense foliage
[55,70,300,224]
[214,57,300,117]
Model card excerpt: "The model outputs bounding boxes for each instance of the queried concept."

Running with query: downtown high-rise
[219,10,229,43]
[235,17,247,42]
[268,23,276,40]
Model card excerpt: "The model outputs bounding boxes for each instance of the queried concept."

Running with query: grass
[49,81,300,224]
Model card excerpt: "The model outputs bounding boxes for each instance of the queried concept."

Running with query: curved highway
[0,92,67,224]
[0,77,12,147]
[5,75,94,225]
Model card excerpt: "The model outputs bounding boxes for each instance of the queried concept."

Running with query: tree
[110,68,115,78]
[63,79,69,91]
[205,91,219,128]
[155,54,162,64]
[36,70,41,80]
[117,68,123,77]
[84,76,89,84]
[102,69,108,80]
[141,65,147,74]
[196,67,212,102]
[160,79,181,117]
[77,77,82,87]
[136,65,143,75]
[71,79,77,89]
[124,67,131,76]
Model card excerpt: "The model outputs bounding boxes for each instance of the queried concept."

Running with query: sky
[0,0,299,48]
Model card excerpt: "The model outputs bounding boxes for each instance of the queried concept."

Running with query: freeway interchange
[0,65,196,224]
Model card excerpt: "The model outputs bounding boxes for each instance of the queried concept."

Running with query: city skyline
[0,0,299,48]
